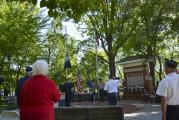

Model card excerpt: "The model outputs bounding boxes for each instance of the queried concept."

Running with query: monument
[119,56,154,100]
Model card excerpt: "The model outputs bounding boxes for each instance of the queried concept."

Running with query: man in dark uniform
[64,80,74,107]
[156,59,179,120]
[15,66,32,105]
[87,80,95,102]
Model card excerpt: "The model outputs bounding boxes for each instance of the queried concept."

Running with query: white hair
[32,59,49,76]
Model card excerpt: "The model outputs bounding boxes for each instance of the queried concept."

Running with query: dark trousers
[78,94,82,102]
[65,93,71,107]
[99,89,105,101]
[89,94,94,102]
[107,93,118,105]
[166,105,179,120]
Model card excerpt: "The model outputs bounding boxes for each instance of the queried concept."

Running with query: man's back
[16,75,30,103]
[16,66,32,104]
[105,79,119,93]
[157,72,179,105]
[64,82,73,94]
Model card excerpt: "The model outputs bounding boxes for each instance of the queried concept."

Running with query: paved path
[123,100,161,120]
[0,100,161,120]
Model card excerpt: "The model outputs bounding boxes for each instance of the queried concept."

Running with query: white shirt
[104,79,122,93]
[156,72,179,105]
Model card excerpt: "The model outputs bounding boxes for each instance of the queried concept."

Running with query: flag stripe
[77,72,83,93]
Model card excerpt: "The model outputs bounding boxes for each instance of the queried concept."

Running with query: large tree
[43,26,79,83]
[122,0,178,82]
[10,0,179,79]
[31,0,139,77]
[0,1,47,82]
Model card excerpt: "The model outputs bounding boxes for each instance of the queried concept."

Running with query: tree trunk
[149,60,156,86]
[156,55,163,81]
[106,35,116,77]
[108,54,116,77]
[0,56,5,75]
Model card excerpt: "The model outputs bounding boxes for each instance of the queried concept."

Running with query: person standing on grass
[156,59,179,120]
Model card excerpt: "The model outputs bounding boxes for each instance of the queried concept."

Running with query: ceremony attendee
[64,80,74,107]
[15,66,32,105]
[58,83,66,107]
[156,59,179,120]
[98,78,105,101]
[104,76,122,105]
[19,59,60,120]
[87,80,95,102]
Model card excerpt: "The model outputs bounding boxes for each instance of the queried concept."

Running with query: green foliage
[50,0,142,77]
[38,18,79,84]
[0,1,48,84]
[3,0,179,84]
[46,32,79,84]
[80,49,108,81]
[123,0,177,55]
[172,16,179,31]
[122,0,178,81]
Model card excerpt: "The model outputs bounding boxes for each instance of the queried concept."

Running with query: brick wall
[55,106,124,120]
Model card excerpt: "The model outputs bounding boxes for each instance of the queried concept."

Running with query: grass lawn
[0,103,18,113]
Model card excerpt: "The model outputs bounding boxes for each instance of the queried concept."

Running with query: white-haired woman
[19,59,60,120]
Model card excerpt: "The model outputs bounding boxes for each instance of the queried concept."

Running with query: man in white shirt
[104,76,122,105]
[156,59,179,120]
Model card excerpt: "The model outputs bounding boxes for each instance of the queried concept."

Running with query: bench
[5,96,17,104]
[55,106,124,120]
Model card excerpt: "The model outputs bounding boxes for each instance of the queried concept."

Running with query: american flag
[76,70,83,93]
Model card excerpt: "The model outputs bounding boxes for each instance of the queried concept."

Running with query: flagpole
[95,32,99,95]
[65,26,67,80]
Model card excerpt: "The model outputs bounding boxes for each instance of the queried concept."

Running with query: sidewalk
[0,100,161,120]
[123,100,161,120]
